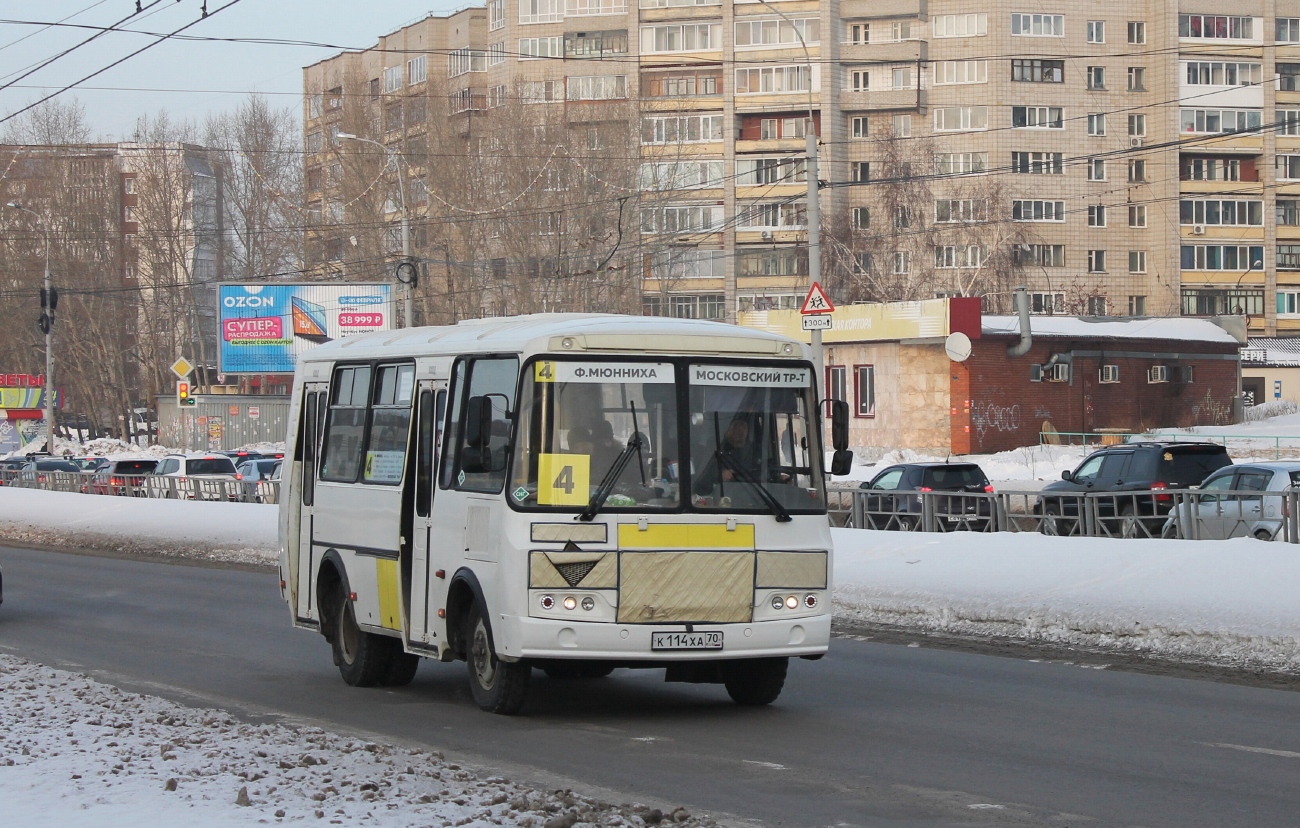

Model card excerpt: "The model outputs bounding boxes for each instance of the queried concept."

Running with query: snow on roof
[1243,337,1300,366]
[982,315,1241,344]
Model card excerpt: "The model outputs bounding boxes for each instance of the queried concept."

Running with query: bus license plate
[651,631,723,650]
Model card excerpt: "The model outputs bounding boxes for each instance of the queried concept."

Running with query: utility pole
[338,133,414,328]
[6,202,55,450]
[806,129,823,385]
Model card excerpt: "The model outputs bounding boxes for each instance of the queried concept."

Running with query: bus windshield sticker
[537,453,591,505]
[364,450,404,483]
[690,366,811,388]
[513,486,529,502]
[535,361,673,384]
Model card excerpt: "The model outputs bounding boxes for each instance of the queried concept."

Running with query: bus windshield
[510,358,825,515]
[511,360,681,511]
[686,364,824,515]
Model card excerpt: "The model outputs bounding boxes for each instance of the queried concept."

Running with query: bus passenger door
[294,382,328,622]
[408,383,447,651]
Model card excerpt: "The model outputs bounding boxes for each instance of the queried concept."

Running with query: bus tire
[721,657,788,706]
[332,586,393,688]
[466,601,530,714]
[381,650,421,687]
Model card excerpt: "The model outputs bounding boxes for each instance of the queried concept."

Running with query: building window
[1180,108,1263,134]
[1014,106,1064,129]
[1178,15,1255,40]
[1127,67,1146,91]
[893,206,912,229]
[1128,21,1146,43]
[1088,205,1106,227]
[1279,290,1300,316]
[1031,292,1064,313]
[383,65,402,92]
[566,30,630,58]
[567,0,627,15]
[1011,59,1063,82]
[1011,13,1064,37]
[1280,18,1300,43]
[735,247,807,277]
[1280,64,1300,92]
[520,0,564,24]
[641,23,722,52]
[935,199,987,223]
[1129,252,1147,274]
[847,23,869,44]
[408,55,427,84]
[934,60,987,85]
[1012,151,1064,174]
[1088,250,1107,273]
[893,251,911,274]
[852,207,870,228]
[1280,244,1300,270]
[1182,289,1264,315]
[892,114,912,136]
[935,245,986,268]
[1179,199,1263,226]
[640,204,724,234]
[1184,61,1263,86]
[888,21,913,41]
[1180,244,1266,271]
[735,65,813,94]
[933,106,988,131]
[1087,20,1104,43]
[1279,110,1300,136]
[851,162,870,182]
[308,93,323,119]
[1129,114,1146,136]
[1129,205,1148,227]
[1014,244,1066,267]
[1088,159,1106,180]
[734,157,805,186]
[855,365,875,417]
[1128,159,1147,182]
[734,17,820,48]
[648,247,726,281]
[1182,156,1245,181]
[1087,113,1106,135]
[737,201,807,230]
[851,116,868,138]
[1087,296,1108,316]
[641,113,724,144]
[640,160,726,190]
[849,69,870,92]
[890,67,913,90]
[1087,66,1106,89]
[1279,199,1300,226]
[1128,295,1146,315]
[566,74,628,100]
[1011,200,1064,221]
[935,152,988,175]
[932,13,987,38]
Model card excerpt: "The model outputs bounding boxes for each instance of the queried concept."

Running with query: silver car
[1163,462,1300,541]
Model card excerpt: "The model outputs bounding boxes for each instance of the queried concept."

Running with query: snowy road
[3,544,1300,827]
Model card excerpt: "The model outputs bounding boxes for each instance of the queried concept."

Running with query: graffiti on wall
[971,401,1023,441]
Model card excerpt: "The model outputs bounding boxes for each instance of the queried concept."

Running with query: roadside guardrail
[0,470,278,504]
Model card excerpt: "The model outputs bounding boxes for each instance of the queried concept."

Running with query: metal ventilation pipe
[1007,286,1033,356]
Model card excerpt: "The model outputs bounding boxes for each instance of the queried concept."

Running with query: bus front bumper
[499,613,832,661]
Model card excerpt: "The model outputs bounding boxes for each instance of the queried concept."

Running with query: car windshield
[511,360,681,511]
[687,363,824,515]
[186,458,237,475]
[921,465,988,489]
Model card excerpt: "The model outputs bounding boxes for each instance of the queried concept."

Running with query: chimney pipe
[1007,286,1033,357]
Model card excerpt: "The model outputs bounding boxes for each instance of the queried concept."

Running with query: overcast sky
[0,1,462,140]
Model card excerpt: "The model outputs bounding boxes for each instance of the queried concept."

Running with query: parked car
[1036,442,1232,536]
[859,462,995,530]
[235,458,280,481]
[0,457,28,484]
[1162,462,1300,541]
[151,453,241,499]
[86,458,160,496]
[18,458,81,485]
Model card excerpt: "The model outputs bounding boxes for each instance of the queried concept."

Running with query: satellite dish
[944,331,972,362]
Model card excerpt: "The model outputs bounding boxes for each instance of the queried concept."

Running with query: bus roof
[296,313,810,365]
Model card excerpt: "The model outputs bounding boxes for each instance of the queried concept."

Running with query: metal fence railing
[830,487,1300,543]
[0,470,279,504]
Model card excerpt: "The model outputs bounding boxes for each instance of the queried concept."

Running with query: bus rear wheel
[466,602,530,714]
[333,588,395,687]
[721,657,788,706]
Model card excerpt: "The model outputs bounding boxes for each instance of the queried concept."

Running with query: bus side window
[320,366,372,483]
[301,392,318,507]
[415,389,434,517]
[439,362,467,489]
[448,357,518,493]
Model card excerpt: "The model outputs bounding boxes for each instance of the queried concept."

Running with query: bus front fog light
[563,596,578,611]
[785,595,799,610]
[771,595,785,610]
[804,594,819,609]
[581,596,595,611]
[540,595,555,610]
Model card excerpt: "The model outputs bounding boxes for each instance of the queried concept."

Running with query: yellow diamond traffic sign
[170,357,194,379]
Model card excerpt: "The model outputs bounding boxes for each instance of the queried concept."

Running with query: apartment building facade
[301,2,1300,333]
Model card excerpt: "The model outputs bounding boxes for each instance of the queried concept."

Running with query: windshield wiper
[578,403,644,522]
[714,449,792,523]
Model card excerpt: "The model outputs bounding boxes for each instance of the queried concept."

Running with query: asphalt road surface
[2,543,1299,827]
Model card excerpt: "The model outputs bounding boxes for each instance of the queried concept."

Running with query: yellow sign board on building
[739,298,954,343]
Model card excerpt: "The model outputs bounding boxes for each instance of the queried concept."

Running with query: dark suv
[860,462,995,530]
[1036,442,1232,536]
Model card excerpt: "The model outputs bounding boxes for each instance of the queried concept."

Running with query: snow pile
[832,528,1300,672]
[1243,400,1300,422]
[0,655,707,828]
[0,489,275,567]
[837,444,1088,487]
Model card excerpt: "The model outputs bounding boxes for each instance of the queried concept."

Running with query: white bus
[278,314,852,714]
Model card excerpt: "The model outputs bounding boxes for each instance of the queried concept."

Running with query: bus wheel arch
[445,568,486,662]
[315,550,349,653]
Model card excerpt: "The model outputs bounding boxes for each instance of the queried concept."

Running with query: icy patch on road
[0,655,709,828]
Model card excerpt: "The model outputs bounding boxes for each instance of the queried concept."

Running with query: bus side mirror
[829,400,853,475]
[463,395,494,472]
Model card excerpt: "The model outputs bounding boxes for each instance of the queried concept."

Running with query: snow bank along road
[2,544,1300,827]
[3,488,1298,672]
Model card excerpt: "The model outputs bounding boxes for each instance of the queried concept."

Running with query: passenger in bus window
[693,416,759,494]
[590,420,622,471]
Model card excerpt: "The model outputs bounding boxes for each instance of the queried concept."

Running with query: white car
[1163,461,1300,541]
[151,453,241,499]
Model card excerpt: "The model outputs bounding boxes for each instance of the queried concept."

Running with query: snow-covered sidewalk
[0,655,706,828]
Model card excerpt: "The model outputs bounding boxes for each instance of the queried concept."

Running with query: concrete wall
[1242,367,1300,406]
[825,341,951,458]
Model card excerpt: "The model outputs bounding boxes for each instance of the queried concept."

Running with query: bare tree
[1,97,93,145]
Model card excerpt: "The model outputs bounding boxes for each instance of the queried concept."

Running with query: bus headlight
[581,597,595,611]
[771,595,785,610]
[540,595,555,610]
[784,595,799,610]
[563,596,578,611]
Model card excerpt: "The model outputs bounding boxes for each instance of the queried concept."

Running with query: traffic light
[177,381,196,406]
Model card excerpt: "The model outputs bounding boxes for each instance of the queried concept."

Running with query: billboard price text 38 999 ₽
[218,284,393,374]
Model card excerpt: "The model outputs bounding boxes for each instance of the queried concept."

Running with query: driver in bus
[693,416,760,495]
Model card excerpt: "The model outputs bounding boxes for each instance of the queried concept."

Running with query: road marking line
[742,760,787,770]
[631,737,659,742]
[1208,742,1300,759]
[968,804,1005,810]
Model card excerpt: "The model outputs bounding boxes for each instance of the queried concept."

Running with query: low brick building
[739,299,1245,456]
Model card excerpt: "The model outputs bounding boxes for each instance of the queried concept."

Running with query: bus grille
[618,551,753,624]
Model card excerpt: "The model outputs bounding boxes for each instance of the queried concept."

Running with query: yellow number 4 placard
[537,453,590,505]
[534,361,556,382]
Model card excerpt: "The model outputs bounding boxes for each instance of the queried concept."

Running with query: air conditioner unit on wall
[1100,365,1120,383]
[1148,365,1169,383]
[1192,224,1206,235]
[1129,137,1144,147]
[1045,363,1070,382]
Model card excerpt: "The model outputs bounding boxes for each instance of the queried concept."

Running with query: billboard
[218,283,393,374]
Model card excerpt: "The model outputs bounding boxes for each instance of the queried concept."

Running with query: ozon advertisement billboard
[218,283,393,374]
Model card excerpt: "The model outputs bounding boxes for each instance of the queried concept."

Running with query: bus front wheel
[721,657,788,706]
[466,602,530,714]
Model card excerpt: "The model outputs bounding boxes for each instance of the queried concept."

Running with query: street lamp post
[5,202,56,451]
[1233,259,1264,315]
[337,133,413,328]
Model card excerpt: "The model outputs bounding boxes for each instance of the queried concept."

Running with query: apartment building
[301,2,1300,333]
